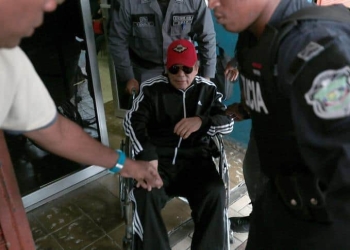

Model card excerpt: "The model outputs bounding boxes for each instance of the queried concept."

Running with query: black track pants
[132,157,226,250]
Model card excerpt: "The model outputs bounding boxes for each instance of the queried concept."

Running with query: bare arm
[25,115,117,167]
[24,115,162,190]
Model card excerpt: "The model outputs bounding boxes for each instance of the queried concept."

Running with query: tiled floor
[27,177,250,250]
[26,52,250,250]
[168,190,251,250]
[27,156,249,250]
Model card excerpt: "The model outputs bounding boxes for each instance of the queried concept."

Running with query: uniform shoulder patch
[297,41,324,62]
[305,66,350,119]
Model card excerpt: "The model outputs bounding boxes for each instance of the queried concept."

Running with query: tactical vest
[237,4,350,222]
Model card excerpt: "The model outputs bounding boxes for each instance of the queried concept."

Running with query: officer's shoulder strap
[281,4,350,25]
[270,4,350,89]
[276,4,350,45]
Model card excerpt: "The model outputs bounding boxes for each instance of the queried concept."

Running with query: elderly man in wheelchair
[123,39,234,250]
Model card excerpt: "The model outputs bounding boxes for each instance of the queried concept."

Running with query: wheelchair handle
[131,88,136,101]
[127,88,137,109]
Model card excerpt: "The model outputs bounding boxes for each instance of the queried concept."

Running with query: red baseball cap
[166,39,197,69]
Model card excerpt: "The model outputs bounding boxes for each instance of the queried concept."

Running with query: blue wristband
[109,150,126,174]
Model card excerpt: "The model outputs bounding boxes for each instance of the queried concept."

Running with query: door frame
[22,0,110,211]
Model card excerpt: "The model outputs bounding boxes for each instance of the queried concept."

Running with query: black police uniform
[236,0,350,249]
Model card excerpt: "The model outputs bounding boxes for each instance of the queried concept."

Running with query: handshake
[111,150,163,191]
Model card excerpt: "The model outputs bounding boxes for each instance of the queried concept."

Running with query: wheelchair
[119,134,234,250]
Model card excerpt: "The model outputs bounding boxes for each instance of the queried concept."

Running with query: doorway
[4,0,109,210]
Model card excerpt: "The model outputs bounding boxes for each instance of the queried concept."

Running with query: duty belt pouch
[275,173,332,223]
[298,175,331,223]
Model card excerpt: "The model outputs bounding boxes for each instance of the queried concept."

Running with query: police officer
[109,0,216,109]
[208,0,350,249]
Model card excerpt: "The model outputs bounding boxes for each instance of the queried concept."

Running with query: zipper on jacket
[172,91,187,165]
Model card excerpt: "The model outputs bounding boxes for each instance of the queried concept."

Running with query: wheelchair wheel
[120,138,135,250]
[213,135,235,248]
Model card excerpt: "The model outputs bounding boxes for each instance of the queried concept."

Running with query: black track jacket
[123,75,234,162]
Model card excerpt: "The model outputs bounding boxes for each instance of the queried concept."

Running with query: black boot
[229,215,250,233]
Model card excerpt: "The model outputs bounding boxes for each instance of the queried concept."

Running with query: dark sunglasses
[168,65,194,74]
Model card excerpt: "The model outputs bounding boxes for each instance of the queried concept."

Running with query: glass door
[4,0,109,210]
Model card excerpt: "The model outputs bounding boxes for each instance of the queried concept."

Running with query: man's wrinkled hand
[174,117,202,139]
[148,159,158,170]
[224,63,239,82]
[136,159,158,189]
[120,158,163,191]
[126,78,139,95]
[226,103,244,121]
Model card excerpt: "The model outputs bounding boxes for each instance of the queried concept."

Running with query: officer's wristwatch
[109,150,126,173]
